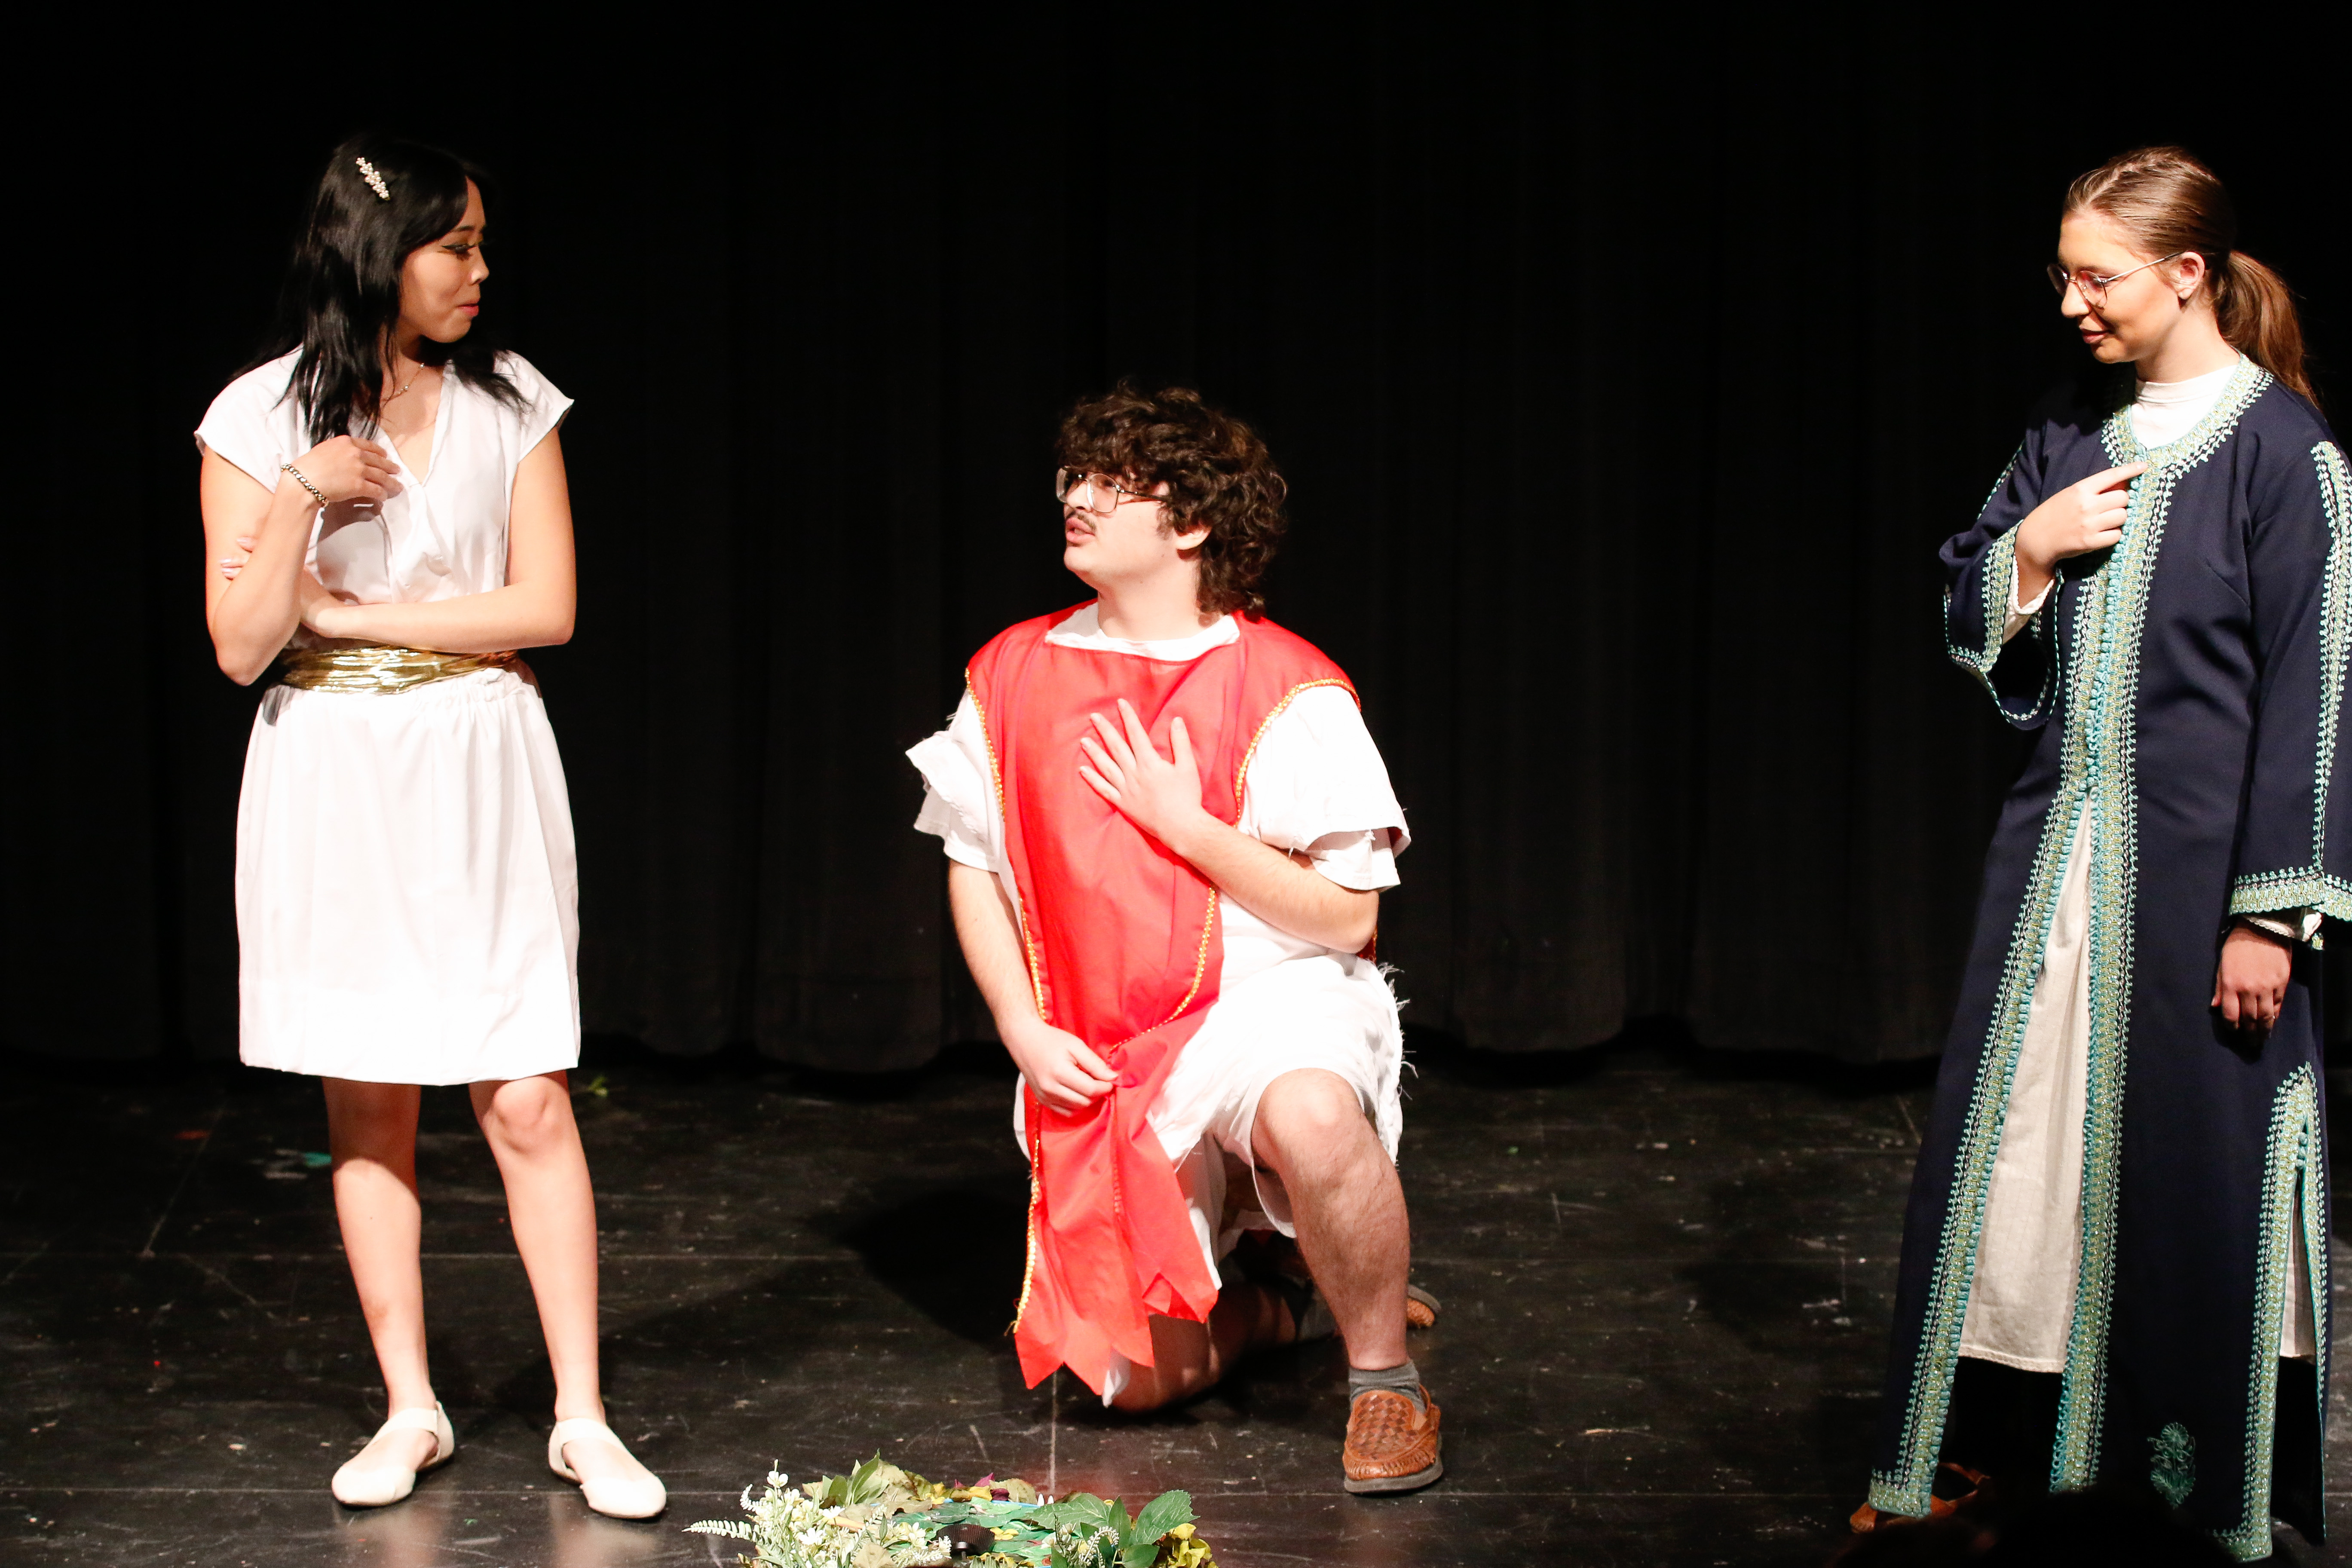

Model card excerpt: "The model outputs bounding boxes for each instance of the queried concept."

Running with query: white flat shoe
[548,1416,666,1519]
[331,1403,454,1507]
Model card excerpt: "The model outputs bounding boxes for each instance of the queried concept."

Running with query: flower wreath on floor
[688,1454,1216,1568]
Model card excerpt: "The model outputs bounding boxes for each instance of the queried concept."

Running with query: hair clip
[355,157,391,202]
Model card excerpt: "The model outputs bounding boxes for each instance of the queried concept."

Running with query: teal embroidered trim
[2151,1422,2195,1509]
[2108,356,2265,475]
[1951,447,2025,673]
[2049,484,2145,1489]
[2313,443,2349,879]
[1981,446,2023,516]
[2216,1065,2323,1559]
[1948,525,2020,681]
[2045,355,2274,1491]
[2230,443,2352,938]
[1867,790,2089,1517]
[2230,871,2352,925]
[2299,1062,2331,1536]
[1945,447,2059,727]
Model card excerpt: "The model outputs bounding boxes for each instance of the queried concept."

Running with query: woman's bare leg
[325,1078,439,1470]
[470,1072,640,1487]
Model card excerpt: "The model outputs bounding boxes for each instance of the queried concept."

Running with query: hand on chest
[308,395,497,602]
[1023,676,1242,831]
[2049,447,2249,594]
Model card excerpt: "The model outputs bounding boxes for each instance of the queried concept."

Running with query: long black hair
[255,133,523,446]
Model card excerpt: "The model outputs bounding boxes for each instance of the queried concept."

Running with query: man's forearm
[948,862,1043,1034]
[1166,815,1378,953]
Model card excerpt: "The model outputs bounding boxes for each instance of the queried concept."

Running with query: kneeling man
[908,382,1440,1494]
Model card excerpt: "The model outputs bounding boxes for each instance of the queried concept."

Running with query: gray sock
[1348,1359,1426,1411]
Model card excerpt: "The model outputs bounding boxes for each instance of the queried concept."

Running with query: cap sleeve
[495,351,573,456]
[1240,684,1410,857]
[907,692,1001,867]
[193,356,301,493]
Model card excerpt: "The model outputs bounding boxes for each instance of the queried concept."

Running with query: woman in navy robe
[1864,147,2347,1559]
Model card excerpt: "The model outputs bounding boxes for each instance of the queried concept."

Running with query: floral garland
[687,1454,1216,1568]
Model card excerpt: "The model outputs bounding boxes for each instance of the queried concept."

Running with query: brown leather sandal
[1343,1385,1443,1494]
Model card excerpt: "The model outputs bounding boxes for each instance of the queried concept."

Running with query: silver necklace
[383,355,426,404]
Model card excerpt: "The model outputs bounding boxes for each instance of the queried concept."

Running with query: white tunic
[1963,358,2315,1368]
[195,350,582,1085]
[908,605,1409,1274]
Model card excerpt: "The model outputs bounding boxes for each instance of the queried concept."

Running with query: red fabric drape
[965,605,1352,1394]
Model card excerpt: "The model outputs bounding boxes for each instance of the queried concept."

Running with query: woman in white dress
[195,135,662,1519]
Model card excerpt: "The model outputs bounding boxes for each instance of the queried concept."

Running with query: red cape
[965,604,1353,1394]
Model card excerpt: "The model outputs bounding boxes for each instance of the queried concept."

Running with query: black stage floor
[5,1035,2347,1567]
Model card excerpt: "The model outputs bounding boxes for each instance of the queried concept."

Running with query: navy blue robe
[1872,358,2351,1558]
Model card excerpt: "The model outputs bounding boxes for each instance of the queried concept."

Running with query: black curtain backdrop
[11,17,2347,1069]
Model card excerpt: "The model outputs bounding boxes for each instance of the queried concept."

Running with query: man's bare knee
[1253,1069,1371,1173]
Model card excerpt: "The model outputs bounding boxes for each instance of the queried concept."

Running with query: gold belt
[277,645,506,694]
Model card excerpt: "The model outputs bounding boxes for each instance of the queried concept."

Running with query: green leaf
[846,1453,893,1501]
[1132,1491,1194,1542]
[1026,1493,1107,1533]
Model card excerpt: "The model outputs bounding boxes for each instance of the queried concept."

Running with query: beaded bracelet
[281,463,330,509]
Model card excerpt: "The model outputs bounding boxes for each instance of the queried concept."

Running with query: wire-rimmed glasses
[2046,251,2187,304]
[1055,469,1157,515]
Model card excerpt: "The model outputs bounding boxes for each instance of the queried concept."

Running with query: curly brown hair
[1055,382,1289,617]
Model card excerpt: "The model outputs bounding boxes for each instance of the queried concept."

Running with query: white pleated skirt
[236,667,581,1085]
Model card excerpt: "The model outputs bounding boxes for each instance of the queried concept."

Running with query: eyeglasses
[2046,251,2187,304]
[1055,469,1158,515]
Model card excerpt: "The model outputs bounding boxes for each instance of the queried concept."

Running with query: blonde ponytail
[2217,251,2313,403]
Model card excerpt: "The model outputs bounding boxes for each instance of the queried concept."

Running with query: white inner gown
[1959,360,2315,1369]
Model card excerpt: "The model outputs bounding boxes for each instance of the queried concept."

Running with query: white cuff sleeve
[2003,573,2052,643]
[2239,908,2324,947]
